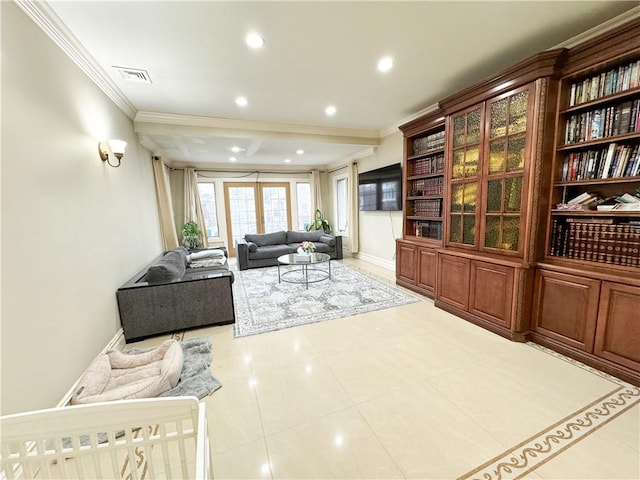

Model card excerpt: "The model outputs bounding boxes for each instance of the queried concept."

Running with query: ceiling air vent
[113,66,152,84]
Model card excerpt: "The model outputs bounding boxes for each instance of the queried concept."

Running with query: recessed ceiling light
[296,149,304,155]
[245,32,264,49]
[235,96,248,107]
[284,158,291,163]
[230,146,244,153]
[377,56,394,73]
[325,105,337,116]
[229,157,237,162]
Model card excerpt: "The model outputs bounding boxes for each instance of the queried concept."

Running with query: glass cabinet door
[449,106,483,246]
[482,87,530,253]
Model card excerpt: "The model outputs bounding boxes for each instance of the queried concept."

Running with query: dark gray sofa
[236,230,342,270]
[116,247,235,342]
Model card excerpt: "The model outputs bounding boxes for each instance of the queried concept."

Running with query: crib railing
[1,397,212,480]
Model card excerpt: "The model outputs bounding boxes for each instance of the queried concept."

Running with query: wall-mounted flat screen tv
[358,163,402,211]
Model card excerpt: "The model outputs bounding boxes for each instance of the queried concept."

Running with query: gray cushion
[245,231,287,247]
[319,234,336,247]
[146,251,186,283]
[286,230,324,244]
[167,247,189,267]
[249,244,295,260]
[247,242,258,252]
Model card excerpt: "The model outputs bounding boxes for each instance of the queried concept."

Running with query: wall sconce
[98,139,127,168]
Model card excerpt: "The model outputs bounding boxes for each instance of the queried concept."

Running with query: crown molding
[15,0,137,119]
[552,5,640,49]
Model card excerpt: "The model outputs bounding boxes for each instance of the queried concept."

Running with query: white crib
[1,397,212,480]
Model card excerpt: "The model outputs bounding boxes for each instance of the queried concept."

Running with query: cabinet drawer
[532,270,600,352]
[595,282,640,371]
[469,261,514,329]
[436,254,470,311]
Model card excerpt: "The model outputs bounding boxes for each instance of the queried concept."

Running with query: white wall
[354,132,404,267]
[1,3,163,415]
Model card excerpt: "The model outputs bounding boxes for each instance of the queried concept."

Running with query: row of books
[564,100,640,144]
[410,154,445,176]
[550,219,640,267]
[412,131,445,156]
[408,176,443,197]
[412,199,442,217]
[560,143,640,181]
[415,220,442,239]
[568,59,640,107]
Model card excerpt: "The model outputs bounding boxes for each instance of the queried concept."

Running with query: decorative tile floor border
[459,343,640,480]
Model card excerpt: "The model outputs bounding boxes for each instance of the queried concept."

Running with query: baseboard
[56,329,125,407]
[352,252,395,271]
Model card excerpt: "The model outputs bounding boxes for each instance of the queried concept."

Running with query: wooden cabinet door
[436,253,470,311]
[417,247,437,294]
[594,282,640,371]
[532,270,600,352]
[469,261,514,328]
[396,241,417,284]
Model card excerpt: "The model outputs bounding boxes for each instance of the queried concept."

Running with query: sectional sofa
[116,247,235,342]
[236,230,342,270]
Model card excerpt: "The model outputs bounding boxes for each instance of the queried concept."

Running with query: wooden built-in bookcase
[396,110,445,298]
[532,19,640,385]
[396,17,640,385]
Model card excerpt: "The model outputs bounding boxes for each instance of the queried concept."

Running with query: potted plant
[304,209,331,233]
[181,221,203,249]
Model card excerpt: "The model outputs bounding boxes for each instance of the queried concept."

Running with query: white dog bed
[71,339,184,404]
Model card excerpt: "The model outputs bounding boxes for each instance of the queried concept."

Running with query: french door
[224,182,292,255]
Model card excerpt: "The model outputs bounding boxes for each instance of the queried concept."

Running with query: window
[197,183,220,238]
[296,182,311,230]
[336,177,348,232]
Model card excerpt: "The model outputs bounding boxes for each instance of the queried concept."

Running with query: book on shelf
[415,220,442,239]
[617,192,640,203]
[568,60,640,107]
[550,220,640,267]
[412,198,442,217]
[564,100,640,145]
[558,146,640,181]
[410,154,445,176]
[555,192,599,211]
[412,131,445,156]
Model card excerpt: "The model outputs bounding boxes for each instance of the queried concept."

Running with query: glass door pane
[225,184,258,255]
[224,182,291,255]
[482,87,530,254]
[448,105,483,247]
[260,183,291,232]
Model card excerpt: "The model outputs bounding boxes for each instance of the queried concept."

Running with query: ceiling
[37,1,639,170]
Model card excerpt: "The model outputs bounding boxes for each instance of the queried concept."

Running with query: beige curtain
[184,168,208,248]
[348,162,359,253]
[311,169,324,215]
[151,157,179,250]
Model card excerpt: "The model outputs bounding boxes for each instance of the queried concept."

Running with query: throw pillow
[245,230,287,247]
[146,251,186,283]
[287,230,324,244]
[319,234,336,247]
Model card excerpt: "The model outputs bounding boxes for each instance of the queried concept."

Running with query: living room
[3,2,640,479]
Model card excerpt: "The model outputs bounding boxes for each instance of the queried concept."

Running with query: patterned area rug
[233,261,418,337]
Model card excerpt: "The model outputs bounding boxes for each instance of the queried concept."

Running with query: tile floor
[128,258,640,480]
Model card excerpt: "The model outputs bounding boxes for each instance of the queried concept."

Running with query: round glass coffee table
[277,252,331,289]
